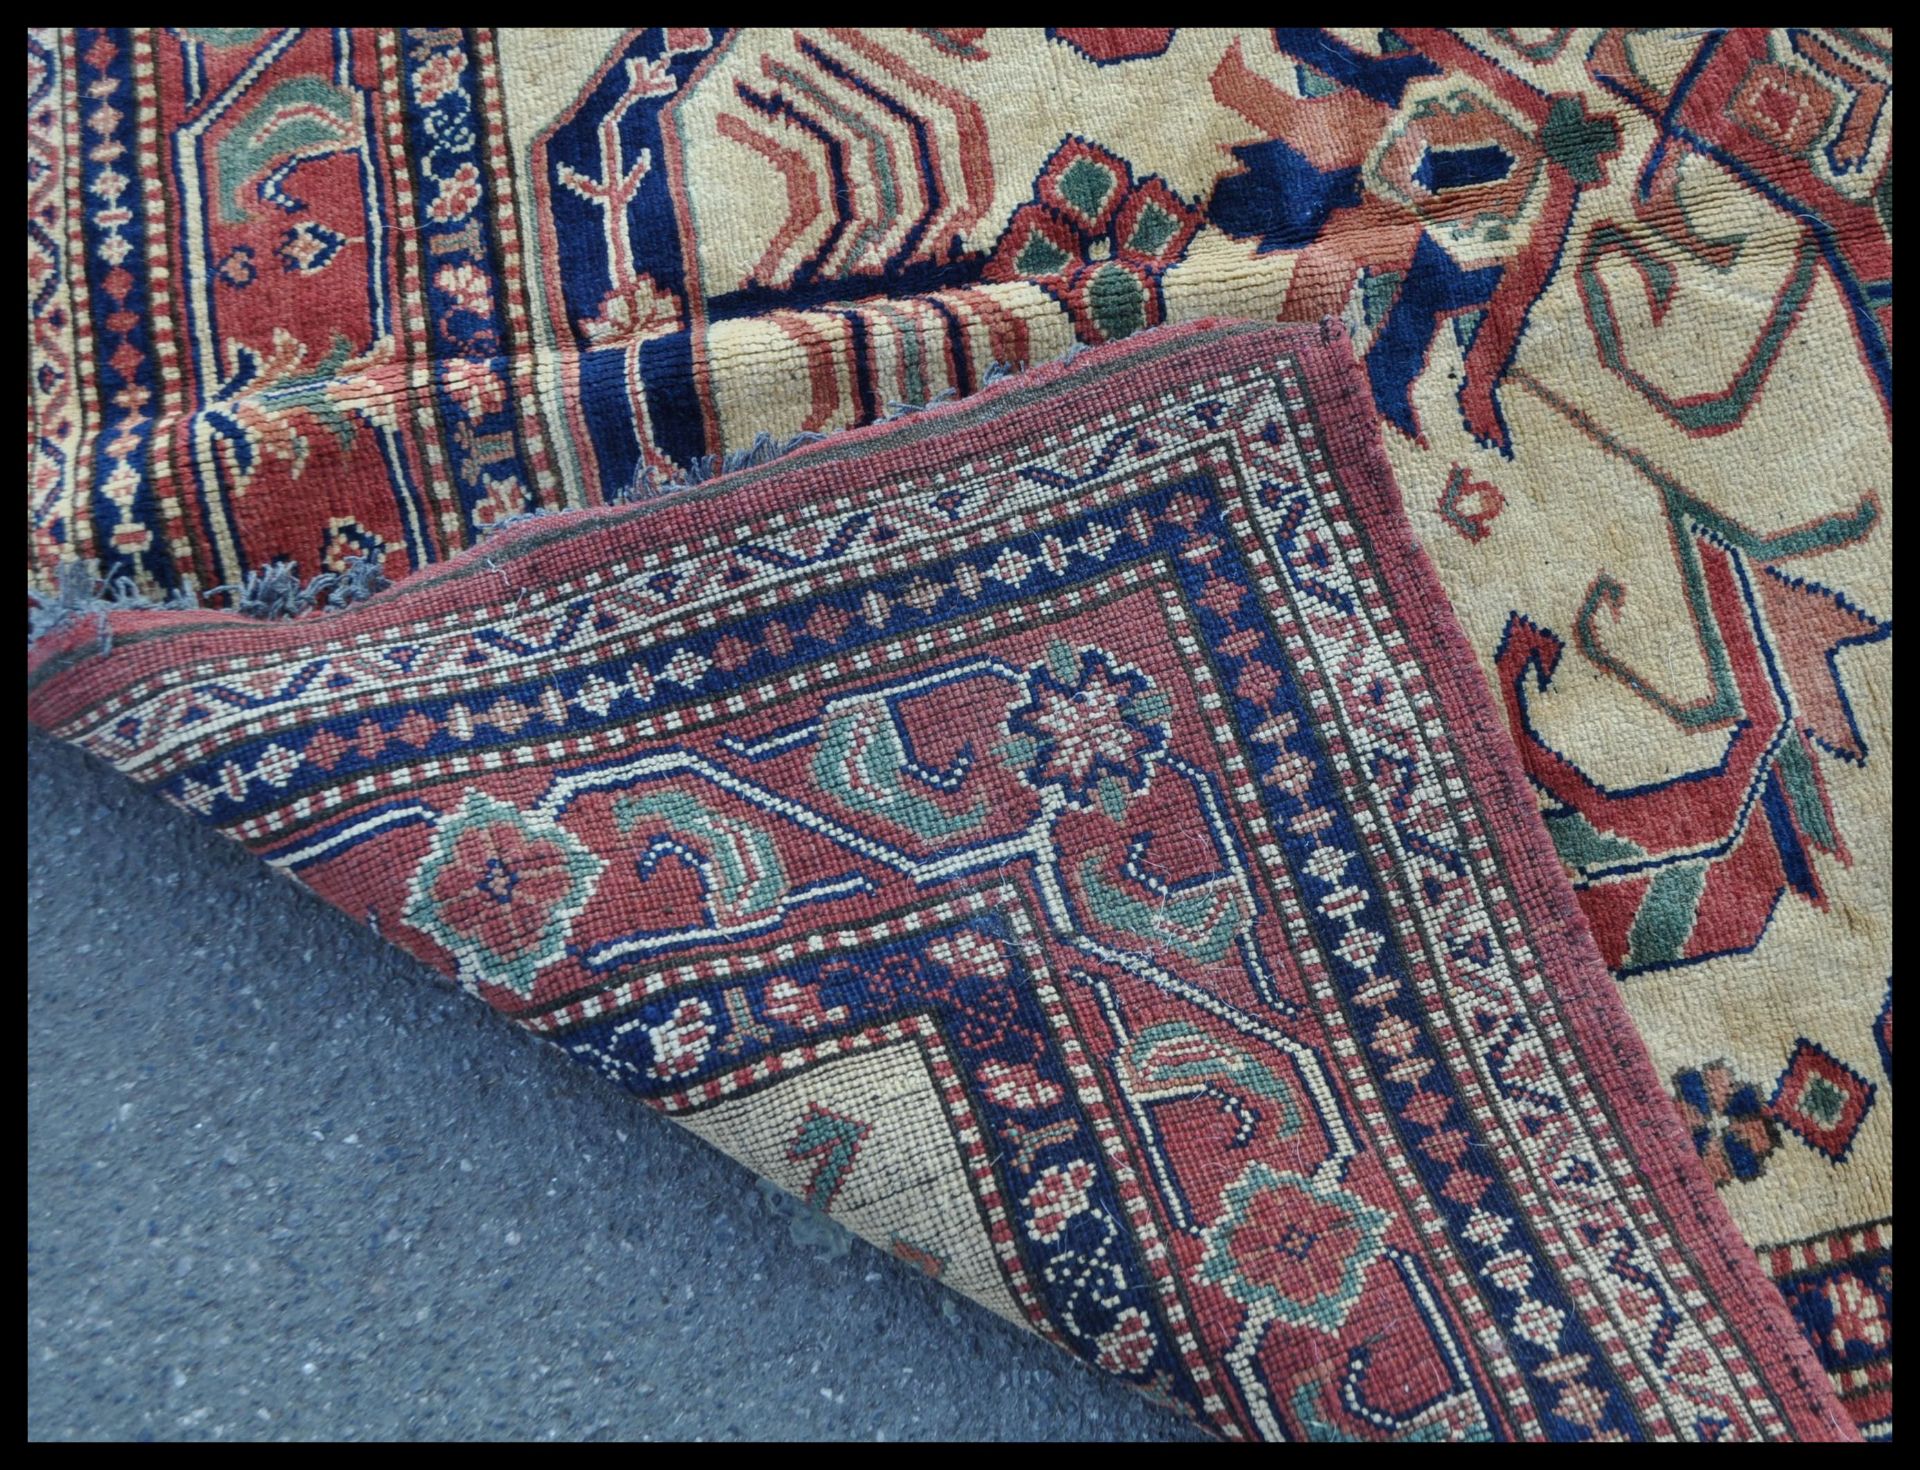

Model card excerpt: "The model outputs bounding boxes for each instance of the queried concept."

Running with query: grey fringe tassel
[471,428,840,532]
[208,562,345,622]
[591,346,1091,511]
[28,554,391,654]
[484,341,1098,534]
[207,552,392,621]
[27,562,198,655]
[32,336,1101,653]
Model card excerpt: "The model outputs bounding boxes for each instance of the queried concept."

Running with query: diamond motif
[660,648,711,686]
[1770,1039,1876,1162]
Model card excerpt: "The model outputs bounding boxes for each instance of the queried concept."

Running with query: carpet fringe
[27,343,1094,655]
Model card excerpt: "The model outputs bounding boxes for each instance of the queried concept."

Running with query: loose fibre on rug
[29,320,1856,1441]
[29,28,1890,1437]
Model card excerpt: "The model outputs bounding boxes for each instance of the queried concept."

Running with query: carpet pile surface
[28,28,1889,1440]
[30,319,1857,1440]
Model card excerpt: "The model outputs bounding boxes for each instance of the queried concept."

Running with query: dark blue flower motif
[1671,1060,1781,1186]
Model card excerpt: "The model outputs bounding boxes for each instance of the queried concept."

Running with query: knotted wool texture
[29,27,1889,1441]
[29,320,1856,1440]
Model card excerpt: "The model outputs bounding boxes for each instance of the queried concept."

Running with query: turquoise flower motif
[1196,1161,1392,1335]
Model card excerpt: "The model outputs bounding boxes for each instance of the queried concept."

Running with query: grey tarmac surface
[28,727,1204,1442]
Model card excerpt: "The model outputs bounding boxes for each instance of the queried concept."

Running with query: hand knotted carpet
[28,28,1889,1439]
[28,319,1855,1440]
